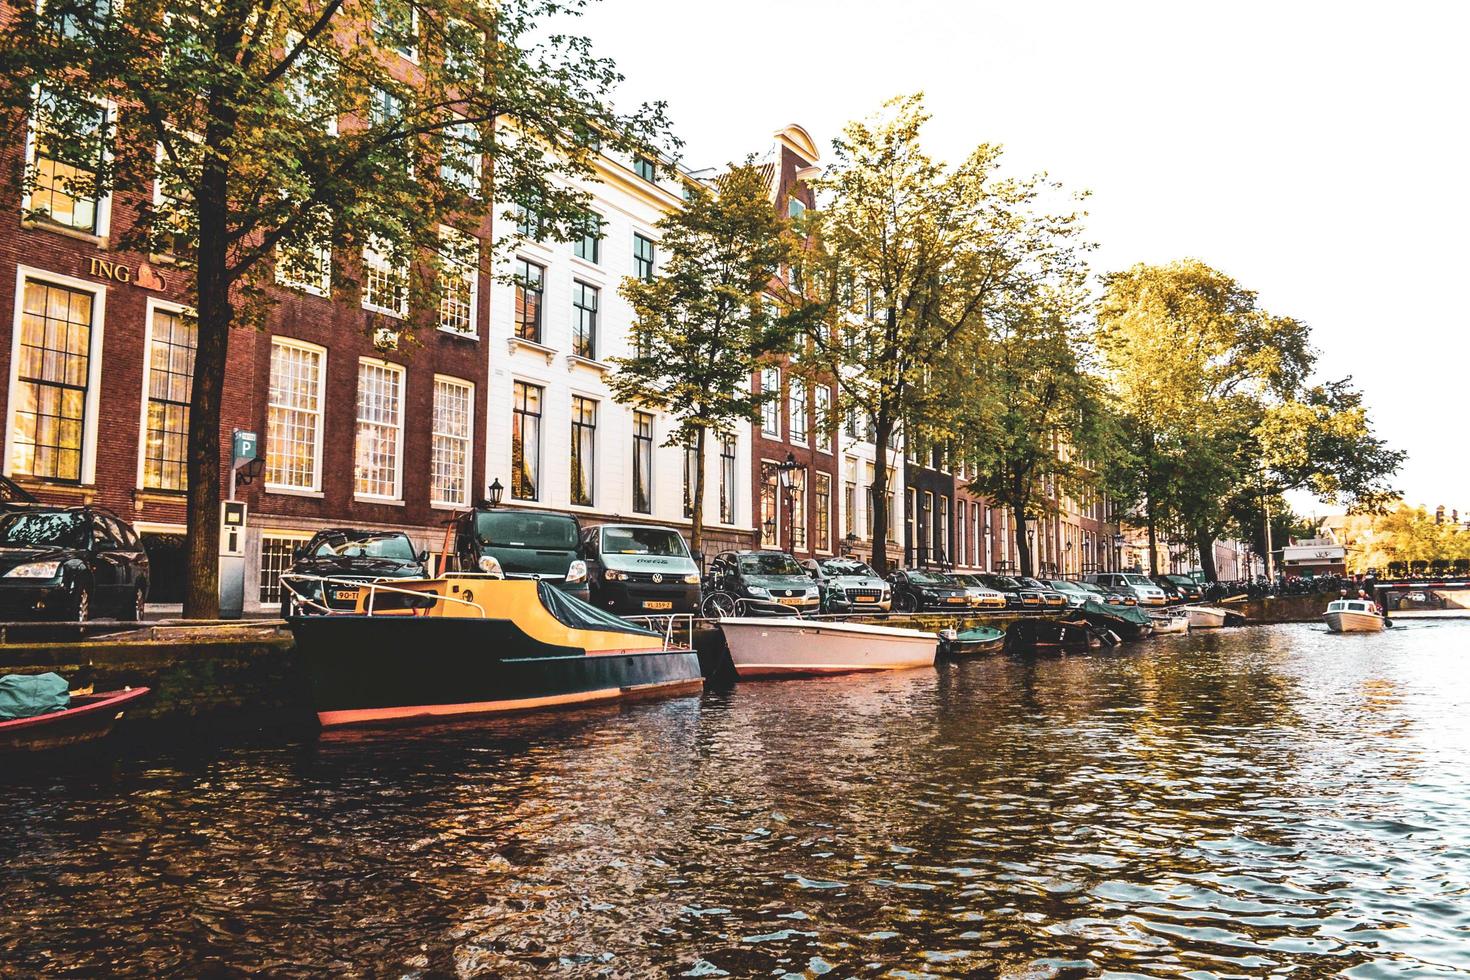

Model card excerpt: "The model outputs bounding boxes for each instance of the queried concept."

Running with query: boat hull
[1184,605,1230,629]
[940,627,1007,657]
[1150,615,1190,634]
[719,618,938,678]
[1005,618,1100,652]
[290,616,704,728]
[0,687,150,753]
[1324,610,1385,633]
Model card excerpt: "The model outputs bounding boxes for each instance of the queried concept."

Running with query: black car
[888,568,971,612]
[702,550,820,617]
[976,574,1045,610]
[282,528,428,615]
[0,505,149,621]
[1154,574,1203,603]
[1015,576,1070,610]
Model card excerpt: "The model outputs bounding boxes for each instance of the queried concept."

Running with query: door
[87,515,128,613]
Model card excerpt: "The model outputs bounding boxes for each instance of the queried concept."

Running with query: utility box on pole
[219,430,260,619]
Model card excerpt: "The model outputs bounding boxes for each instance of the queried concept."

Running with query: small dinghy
[939,625,1007,657]
[1150,612,1190,634]
[1183,605,1244,629]
[1005,617,1101,653]
[1324,598,1387,633]
[718,617,938,678]
[0,687,150,753]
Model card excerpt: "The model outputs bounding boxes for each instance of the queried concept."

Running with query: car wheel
[73,585,92,623]
[702,592,737,619]
[895,592,918,613]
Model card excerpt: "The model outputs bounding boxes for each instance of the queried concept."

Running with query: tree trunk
[1145,492,1158,577]
[690,426,707,558]
[869,414,894,574]
[1194,524,1218,583]
[1013,507,1032,577]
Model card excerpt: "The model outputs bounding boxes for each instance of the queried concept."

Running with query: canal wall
[1220,593,1333,623]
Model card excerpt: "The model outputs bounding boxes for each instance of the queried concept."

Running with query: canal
[2,621,1467,977]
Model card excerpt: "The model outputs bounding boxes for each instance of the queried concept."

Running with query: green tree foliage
[1342,504,1470,573]
[0,0,672,615]
[607,161,799,554]
[800,93,1087,572]
[1096,260,1401,580]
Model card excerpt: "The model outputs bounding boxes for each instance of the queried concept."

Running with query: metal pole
[1264,497,1275,584]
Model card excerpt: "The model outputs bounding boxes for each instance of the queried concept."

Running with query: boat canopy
[1081,600,1151,626]
[537,580,659,637]
[1328,600,1377,614]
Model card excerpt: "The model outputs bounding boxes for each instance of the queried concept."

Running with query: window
[844,460,857,537]
[760,462,779,548]
[814,473,831,553]
[789,378,808,445]
[373,0,417,60]
[632,412,653,514]
[957,500,968,566]
[266,339,325,490]
[682,437,698,519]
[886,481,898,543]
[443,18,483,78]
[571,281,599,360]
[9,277,96,482]
[919,492,933,561]
[937,495,950,562]
[513,201,542,240]
[431,377,473,507]
[633,155,657,182]
[633,233,655,282]
[760,367,781,436]
[514,258,544,343]
[572,210,601,263]
[354,360,403,499]
[25,89,110,235]
[274,206,332,296]
[438,225,479,336]
[570,395,596,506]
[259,533,311,603]
[152,137,199,259]
[790,467,807,551]
[362,235,408,317]
[141,305,196,491]
[44,0,113,37]
[283,33,337,134]
[511,381,541,500]
[788,196,806,222]
[814,386,832,453]
[369,85,411,173]
[440,116,480,195]
[719,433,737,525]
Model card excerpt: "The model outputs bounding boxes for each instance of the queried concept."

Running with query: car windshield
[601,526,687,557]
[820,559,876,577]
[949,574,980,586]
[314,533,416,560]
[984,576,1020,589]
[476,511,578,550]
[1078,582,1106,593]
[1121,574,1155,587]
[738,554,804,576]
[906,571,954,586]
[1050,580,1085,594]
[1165,575,1195,587]
[1017,577,1048,589]
[0,510,87,549]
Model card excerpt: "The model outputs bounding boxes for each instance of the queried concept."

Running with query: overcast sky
[577,0,1466,515]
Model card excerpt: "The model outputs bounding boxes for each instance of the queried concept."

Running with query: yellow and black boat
[284,574,703,729]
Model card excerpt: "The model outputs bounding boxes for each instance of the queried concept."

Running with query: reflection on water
[2,622,1469,977]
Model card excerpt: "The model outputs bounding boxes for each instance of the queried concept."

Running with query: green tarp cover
[0,672,69,721]
[537,581,659,638]
[1081,600,1152,627]
[955,627,1006,641]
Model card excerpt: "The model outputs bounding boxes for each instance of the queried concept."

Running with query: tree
[800,94,1086,572]
[607,162,799,555]
[0,0,671,616]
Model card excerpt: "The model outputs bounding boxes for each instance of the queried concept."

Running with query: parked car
[1085,571,1169,607]
[1077,578,1139,607]
[802,557,892,613]
[948,573,1009,609]
[703,550,820,617]
[0,505,149,621]
[281,528,429,615]
[888,568,973,612]
[1155,574,1204,602]
[976,574,1045,610]
[451,506,588,602]
[580,523,701,615]
[1044,579,1093,608]
[1015,576,1069,610]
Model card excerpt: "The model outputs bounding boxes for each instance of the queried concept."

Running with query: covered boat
[285,574,704,728]
[938,625,1007,657]
[718,617,938,679]
[1005,617,1102,653]
[1324,598,1387,633]
[1078,600,1154,641]
[0,687,150,753]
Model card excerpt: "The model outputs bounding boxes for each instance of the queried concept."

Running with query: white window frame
[430,374,474,508]
[437,224,479,337]
[259,529,314,604]
[760,367,781,437]
[788,377,808,447]
[283,30,338,135]
[4,266,106,485]
[135,296,195,490]
[353,357,405,502]
[22,86,116,240]
[273,209,332,298]
[361,233,409,318]
[814,385,832,453]
[440,112,481,196]
[265,337,327,493]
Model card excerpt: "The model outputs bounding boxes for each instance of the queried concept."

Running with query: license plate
[777,597,807,606]
[331,588,360,602]
[642,600,673,610]
[946,597,965,604]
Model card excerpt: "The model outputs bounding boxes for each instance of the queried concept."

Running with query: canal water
[2,621,1468,977]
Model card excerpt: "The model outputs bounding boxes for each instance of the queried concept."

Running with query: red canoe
[0,687,151,753]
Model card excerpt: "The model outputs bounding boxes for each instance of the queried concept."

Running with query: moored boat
[285,574,704,728]
[938,625,1007,657]
[1183,604,1234,629]
[1078,600,1154,641]
[0,687,150,753]
[718,617,938,679]
[1005,617,1101,653]
[1324,599,1387,633]
[1150,612,1190,634]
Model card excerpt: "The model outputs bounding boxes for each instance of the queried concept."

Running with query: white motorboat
[1150,612,1190,634]
[718,617,939,679]
[1324,599,1386,633]
[1183,605,1231,629]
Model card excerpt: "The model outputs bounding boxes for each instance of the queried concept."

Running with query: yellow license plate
[642,601,673,610]
[332,589,360,602]
[946,596,965,604]
[777,597,806,606]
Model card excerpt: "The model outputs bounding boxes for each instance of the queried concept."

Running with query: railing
[279,573,488,618]
[621,613,696,651]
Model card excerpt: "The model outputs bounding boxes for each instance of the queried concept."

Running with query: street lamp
[1112,532,1124,572]
[777,451,799,554]
[841,531,858,557]
[488,478,504,507]
[1025,519,1036,576]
